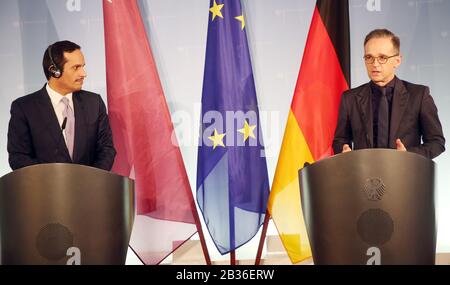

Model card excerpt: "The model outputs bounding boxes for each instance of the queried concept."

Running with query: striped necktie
[61,97,75,159]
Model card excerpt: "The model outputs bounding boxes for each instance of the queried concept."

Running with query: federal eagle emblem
[364,178,386,201]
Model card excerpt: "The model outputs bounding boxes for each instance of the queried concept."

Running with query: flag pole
[196,223,212,265]
[230,250,236,265]
[230,194,236,265]
[255,209,270,265]
[190,199,211,265]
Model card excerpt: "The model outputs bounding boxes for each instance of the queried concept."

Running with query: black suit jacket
[332,78,445,159]
[7,85,116,170]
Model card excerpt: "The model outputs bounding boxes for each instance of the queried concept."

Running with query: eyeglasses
[363,54,399,64]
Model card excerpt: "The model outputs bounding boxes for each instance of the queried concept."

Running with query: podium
[299,149,436,265]
[0,163,135,265]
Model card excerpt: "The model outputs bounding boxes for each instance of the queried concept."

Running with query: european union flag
[196,0,270,254]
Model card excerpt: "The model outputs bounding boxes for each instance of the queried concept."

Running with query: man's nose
[372,59,381,67]
[80,67,87,77]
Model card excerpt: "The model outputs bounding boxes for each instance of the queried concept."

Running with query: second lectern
[299,149,436,265]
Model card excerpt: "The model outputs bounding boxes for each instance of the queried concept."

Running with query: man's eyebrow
[364,53,388,56]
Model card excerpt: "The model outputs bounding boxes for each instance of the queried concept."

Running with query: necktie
[377,88,389,148]
[61,97,75,159]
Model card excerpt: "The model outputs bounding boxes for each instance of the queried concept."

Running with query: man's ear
[395,54,402,68]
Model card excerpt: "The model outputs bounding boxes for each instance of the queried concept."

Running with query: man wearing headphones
[7,40,116,171]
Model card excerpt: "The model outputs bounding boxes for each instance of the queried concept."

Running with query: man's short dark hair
[364,29,400,53]
[42,40,81,80]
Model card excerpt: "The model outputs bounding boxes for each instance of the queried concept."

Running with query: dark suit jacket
[7,85,116,170]
[332,78,445,159]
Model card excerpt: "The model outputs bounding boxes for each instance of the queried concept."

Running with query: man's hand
[342,144,352,153]
[396,138,407,151]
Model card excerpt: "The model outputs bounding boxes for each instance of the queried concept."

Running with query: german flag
[267,0,350,263]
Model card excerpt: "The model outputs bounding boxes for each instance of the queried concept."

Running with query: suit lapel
[389,79,409,148]
[72,91,87,164]
[35,86,72,160]
[356,84,373,147]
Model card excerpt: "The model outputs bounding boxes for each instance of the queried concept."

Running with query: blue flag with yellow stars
[196,0,270,254]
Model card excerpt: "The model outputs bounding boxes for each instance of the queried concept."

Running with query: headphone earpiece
[48,45,62,78]
[50,66,61,78]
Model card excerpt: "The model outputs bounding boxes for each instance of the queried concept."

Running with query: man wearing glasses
[333,28,445,159]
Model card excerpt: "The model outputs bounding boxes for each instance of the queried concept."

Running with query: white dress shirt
[46,83,74,140]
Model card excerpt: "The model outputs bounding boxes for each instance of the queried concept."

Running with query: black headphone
[48,44,62,78]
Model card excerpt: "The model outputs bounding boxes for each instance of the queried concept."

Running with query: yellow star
[234,14,245,30]
[238,120,256,142]
[209,0,224,21]
[208,129,226,149]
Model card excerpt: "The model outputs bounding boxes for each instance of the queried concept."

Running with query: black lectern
[299,149,436,265]
[0,163,135,265]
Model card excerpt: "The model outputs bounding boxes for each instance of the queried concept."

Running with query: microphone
[55,117,68,161]
[61,117,67,131]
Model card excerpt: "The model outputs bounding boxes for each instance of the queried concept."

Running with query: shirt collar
[46,83,73,105]
[370,76,397,95]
